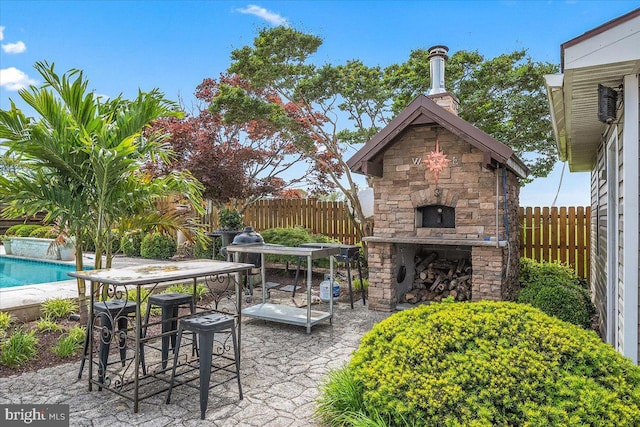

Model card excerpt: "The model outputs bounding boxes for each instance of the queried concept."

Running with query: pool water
[0,256,80,288]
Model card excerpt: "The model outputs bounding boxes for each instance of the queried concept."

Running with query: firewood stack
[400,252,472,304]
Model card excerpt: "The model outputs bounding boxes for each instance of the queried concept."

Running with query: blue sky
[1,0,639,206]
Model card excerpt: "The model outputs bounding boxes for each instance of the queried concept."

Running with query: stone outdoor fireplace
[347,46,528,311]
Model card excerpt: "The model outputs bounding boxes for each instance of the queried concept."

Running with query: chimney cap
[428,45,449,60]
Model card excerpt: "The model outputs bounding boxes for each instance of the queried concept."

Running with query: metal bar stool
[166,312,242,420]
[78,299,146,383]
[143,292,195,369]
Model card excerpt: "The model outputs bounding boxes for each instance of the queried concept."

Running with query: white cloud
[94,92,110,101]
[0,67,37,91]
[2,40,26,54]
[0,26,4,41]
[237,4,289,27]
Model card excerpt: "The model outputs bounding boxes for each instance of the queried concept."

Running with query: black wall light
[598,84,618,124]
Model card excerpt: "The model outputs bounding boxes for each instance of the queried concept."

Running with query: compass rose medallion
[423,134,450,186]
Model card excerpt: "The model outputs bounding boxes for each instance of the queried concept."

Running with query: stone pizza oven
[347,46,528,311]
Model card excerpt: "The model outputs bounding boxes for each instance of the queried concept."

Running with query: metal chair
[166,312,242,420]
[143,292,195,369]
[78,299,146,384]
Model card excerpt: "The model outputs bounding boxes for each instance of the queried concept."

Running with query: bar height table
[226,244,341,333]
[69,259,254,413]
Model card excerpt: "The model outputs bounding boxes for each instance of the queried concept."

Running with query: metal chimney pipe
[427,45,449,95]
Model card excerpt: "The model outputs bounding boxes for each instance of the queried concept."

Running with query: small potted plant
[59,235,76,261]
[49,234,76,261]
[215,208,245,248]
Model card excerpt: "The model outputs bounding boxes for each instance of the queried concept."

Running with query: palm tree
[0,62,204,321]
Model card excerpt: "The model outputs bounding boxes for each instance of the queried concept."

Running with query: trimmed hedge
[260,227,335,267]
[317,301,640,427]
[517,258,595,328]
[28,226,56,238]
[519,257,586,289]
[140,233,176,259]
[5,224,42,237]
[518,281,594,328]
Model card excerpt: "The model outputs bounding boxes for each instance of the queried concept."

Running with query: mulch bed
[0,318,82,378]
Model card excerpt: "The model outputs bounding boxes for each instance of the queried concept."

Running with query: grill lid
[231,226,264,245]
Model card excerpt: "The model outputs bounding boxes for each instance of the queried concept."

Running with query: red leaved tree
[148,76,317,213]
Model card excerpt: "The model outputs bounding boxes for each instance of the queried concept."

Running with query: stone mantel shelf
[363,236,507,248]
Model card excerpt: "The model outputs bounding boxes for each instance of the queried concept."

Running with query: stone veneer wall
[366,242,397,311]
[373,126,519,239]
[366,125,521,311]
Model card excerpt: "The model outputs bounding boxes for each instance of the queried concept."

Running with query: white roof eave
[544,73,568,161]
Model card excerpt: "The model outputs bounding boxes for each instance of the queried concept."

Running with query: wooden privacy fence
[519,206,591,280]
[243,199,360,244]
[3,199,590,279]
[240,200,591,280]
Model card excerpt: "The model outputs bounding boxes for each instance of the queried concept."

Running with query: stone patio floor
[0,296,389,426]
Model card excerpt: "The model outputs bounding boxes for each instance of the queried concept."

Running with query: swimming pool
[0,256,80,288]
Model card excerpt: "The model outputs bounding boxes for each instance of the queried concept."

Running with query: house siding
[616,123,624,354]
[636,78,640,360]
[591,115,625,351]
[591,149,607,339]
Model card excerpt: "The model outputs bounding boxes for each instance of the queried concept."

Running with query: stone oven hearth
[400,247,472,305]
[347,46,528,312]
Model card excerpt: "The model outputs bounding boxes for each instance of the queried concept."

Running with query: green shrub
[36,318,64,332]
[518,282,594,328]
[121,287,159,316]
[518,258,595,328]
[121,230,144,257]
[163,283,209,301]
[0,329,39,367]
[4,225,21,236]
[218,208,244,230]
[317,302,640,427]
[28,226,56,238]
[6,224,42,237]
[352,278,369,291]
[316,365,366,426]
[0,311,13,331]
[52,336,78,357]
[40,298,78,321]
[81,230,120,254]
[260,227,335,267]
[194,237,216,260]
[52,325,85,357]
[140,233,177,259]
[519,257,584,289]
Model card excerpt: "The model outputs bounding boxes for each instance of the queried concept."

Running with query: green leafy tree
[212,27,558,239]
[386,49,559,180]
[211,27,389,239]
[0,62,204,321]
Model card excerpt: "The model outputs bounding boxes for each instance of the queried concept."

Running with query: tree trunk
[74,244,88,324]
